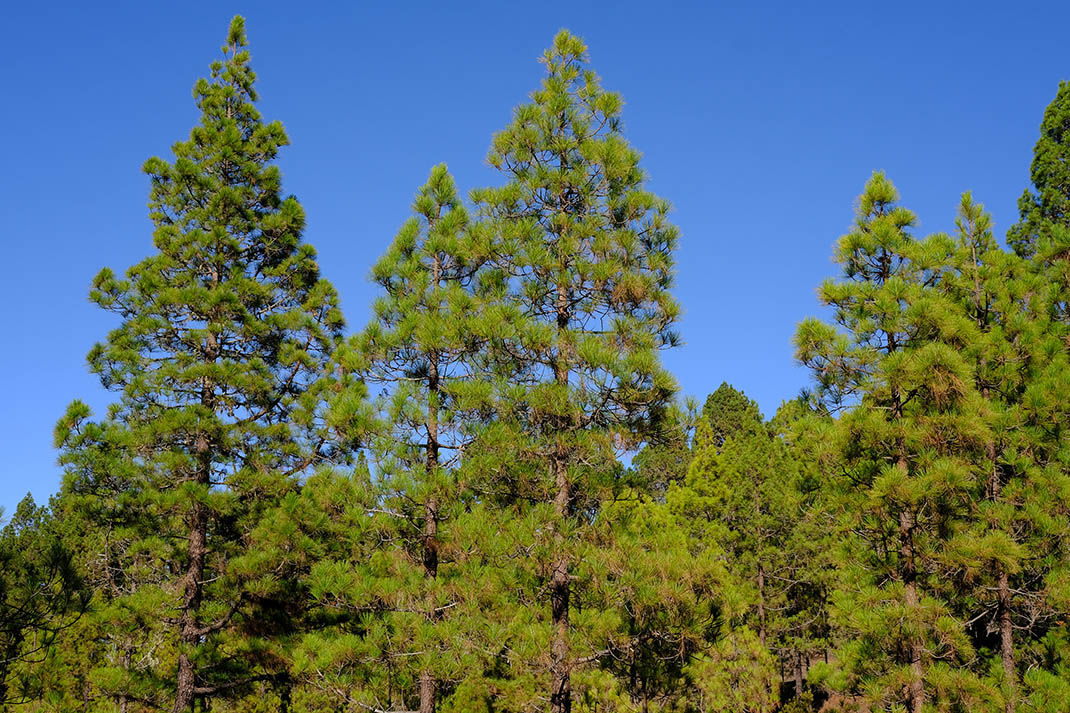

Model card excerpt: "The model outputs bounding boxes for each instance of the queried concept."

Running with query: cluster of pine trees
[5,15,1070,713]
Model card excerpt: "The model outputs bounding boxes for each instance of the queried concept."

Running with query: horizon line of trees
[4,15,1070,713]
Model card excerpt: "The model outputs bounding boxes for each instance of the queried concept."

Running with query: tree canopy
[4,15,1070,713]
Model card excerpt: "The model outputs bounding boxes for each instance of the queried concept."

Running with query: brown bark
[550,279,571,713]
[794,650,804,700]
[174,330,217,713]
[119,649,130,713]
[419,252,442,713]
[989,455,1016,713]
[550,453,571,713]
[899,504,924,713]
[174,472,208,713]
[419,487,439,713]
[999,571,1015,713]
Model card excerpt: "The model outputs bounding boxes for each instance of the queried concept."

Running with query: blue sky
[2,1,1067,514]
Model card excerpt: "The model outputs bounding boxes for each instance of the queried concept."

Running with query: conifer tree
[1008,81,1070,261]
[796,173,993,713]
[769,399,837,708]
[303,164,494,713]
[684,388,779,646]
[54,16,344,712]
[0,497,86,706]
[470,30,681,713]
[672,387,832,709]
[942,193,1070,713]
[700,382,763,450]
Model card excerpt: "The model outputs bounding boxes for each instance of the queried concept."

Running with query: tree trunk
[899,504,924,713]
[794,650,804,700]
[175,333,216,713]
[419,493,439,713]
[999,570,1015,713]
[549,274,572,713]
[420,332,441,713]
[119,649,130,713]
[174,470,208,712]
[986,441,1017,713]
[757,565,766,647]
[550,452,572,713]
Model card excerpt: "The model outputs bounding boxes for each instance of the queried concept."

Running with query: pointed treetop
[698,383,764,449]
[545,29,587,64]
[1008,80,1070,258]
[226,15,247,51]
[858,170,900,216]
[956,191,998,257]
[413,162,462,221]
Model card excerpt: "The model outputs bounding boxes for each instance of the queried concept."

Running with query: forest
[4,13,1070,713]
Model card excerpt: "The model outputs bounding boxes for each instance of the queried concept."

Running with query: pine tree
[684,388,779,646]
[470,30,681,713]
[1002,79,1070,711]
[54,16,344,711]
[1007,81,1070,261]
[671,387,833,709]
[302,164,496,713]
[0,496,86,706]
[700,382,763,450]
[942,193,1070,713]
[769,399,837,709]
[796,172,994,712]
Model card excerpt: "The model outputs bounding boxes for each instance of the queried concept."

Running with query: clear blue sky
[2,1,1067,514]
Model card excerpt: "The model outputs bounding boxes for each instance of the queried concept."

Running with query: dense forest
[5,15,1070,713]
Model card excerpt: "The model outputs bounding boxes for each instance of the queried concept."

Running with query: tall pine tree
[470,30,682,713]
[1008,81,1070,262]
[796,173,993,712]
[302,164,497,713]
[943,193,1070,713]
[54,16,344,712]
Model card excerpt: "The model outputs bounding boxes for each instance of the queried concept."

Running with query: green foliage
[1008,81,1070,260]
[468,28,694,713]
[47,15,344,711]
[699,383,764,449]
[11,19,1070,713]
[671,389,833,709]
[298,164,498,712]
[797,172,993,713]
[0,496,87,705]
